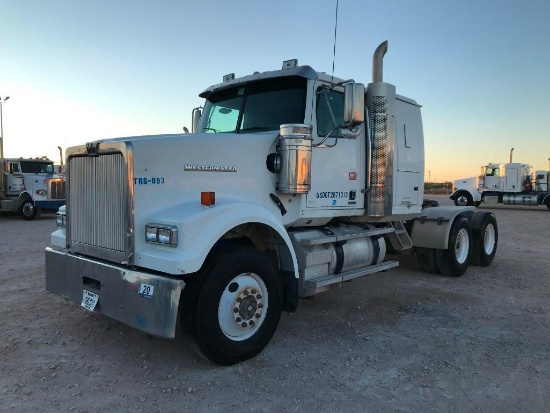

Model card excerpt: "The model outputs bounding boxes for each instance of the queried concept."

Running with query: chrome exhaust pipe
[372,41,388,83]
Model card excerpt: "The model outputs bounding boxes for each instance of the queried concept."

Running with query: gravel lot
[1,196,549,412]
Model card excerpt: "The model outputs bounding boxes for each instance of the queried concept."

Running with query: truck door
[483,167,500,190]
[305,86,365,210]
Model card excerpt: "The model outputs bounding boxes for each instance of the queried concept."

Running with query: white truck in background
[0,157,66,220]
[45,41,499,365]
[450,149,550,209]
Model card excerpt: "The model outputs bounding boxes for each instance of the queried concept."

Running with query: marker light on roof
[282,59,298,69]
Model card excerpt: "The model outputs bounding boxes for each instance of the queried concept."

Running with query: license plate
[81,290,99,311]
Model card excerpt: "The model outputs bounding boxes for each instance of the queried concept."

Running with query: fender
[410,206,476,249]
[17,191,33,206]
[135,199,299,278]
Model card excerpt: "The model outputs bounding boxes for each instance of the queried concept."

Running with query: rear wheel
[185,247,283,365]
[470,212,498,266]
[19,199,37,220]
[416,247,439,274]
[436,216,472,277]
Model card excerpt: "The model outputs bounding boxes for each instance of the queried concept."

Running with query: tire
[436,216,472,277]
[416,247,439,274]
[19,199,37,220]
[454,192,473,207]
[186,247,282,365]
[474,201,482,207]
[470,212,498,266]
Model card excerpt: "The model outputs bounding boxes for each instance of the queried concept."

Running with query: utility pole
[0,96,11,197]
[0,96,10,161]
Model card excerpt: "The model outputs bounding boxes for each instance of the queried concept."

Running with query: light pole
[0,95,10,161]
[1,96,10,196]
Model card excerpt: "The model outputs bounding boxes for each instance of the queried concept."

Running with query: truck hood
[121,131,281,215]
[453,176,477,191]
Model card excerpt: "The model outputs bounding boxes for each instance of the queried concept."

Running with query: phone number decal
[316,191,349,199]
[134,177,165,185]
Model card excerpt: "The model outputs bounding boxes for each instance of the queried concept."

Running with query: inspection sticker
[138,283,155,299]
[81,290,99,311]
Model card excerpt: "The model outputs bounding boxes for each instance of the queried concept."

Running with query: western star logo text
[184,165,237,172]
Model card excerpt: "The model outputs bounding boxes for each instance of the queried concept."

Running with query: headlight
[36,189,47,196]
[56,213,66,228]
[145,224,178,247]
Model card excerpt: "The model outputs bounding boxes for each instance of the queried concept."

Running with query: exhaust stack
[367,41,397,217]
[372,41,388,83]
[509,147,514,163]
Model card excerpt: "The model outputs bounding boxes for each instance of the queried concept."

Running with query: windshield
[198,76,307,133]
[19,161,54,174]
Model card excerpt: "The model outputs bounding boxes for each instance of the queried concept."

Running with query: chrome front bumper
[45,248,184,338]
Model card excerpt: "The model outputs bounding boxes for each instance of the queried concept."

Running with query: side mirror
[343,83,365,127]
[191,107,202,133]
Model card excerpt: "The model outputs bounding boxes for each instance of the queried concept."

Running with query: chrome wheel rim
[22,202,34,217]
[456,195,469,206]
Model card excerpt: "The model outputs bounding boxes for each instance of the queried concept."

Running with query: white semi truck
[450,152,550,209]
[45,41,499,365]
[0,157,66,219]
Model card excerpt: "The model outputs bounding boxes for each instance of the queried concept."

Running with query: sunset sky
[1,0,549,181]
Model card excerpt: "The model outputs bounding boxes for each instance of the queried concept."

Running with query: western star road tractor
[45,42,499,365]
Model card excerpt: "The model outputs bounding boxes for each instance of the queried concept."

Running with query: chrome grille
[49,179,66,200]
[68,153,128,256]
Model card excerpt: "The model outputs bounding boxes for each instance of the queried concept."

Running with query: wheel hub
[233,288,263,328]
[23,203,34,216]
[457,195,468,206]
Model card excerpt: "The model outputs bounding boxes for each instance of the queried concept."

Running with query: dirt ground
[1,196,549,413]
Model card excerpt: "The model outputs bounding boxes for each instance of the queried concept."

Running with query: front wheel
[19,199,38,220]
[436,216,472,277]
[454,192,473,207]
[189,247,283,365]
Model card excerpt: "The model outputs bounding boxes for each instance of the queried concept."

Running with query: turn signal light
[201,192,216,206]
